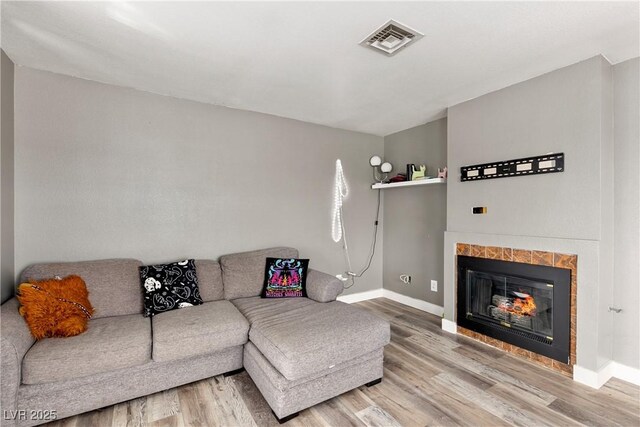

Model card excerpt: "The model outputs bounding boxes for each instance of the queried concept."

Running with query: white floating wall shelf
[371,177,446,189]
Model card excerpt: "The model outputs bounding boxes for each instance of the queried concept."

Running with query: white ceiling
[1,1,638,136]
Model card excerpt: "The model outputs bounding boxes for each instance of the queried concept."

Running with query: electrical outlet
[400,274,411,284]
[431,280,438,292]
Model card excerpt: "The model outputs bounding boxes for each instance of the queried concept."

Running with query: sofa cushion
[22,314,151,385]
[220,247,298,300]
[152,300,249,362]
[231,296,316,324]
[20,259,144,318]
[195,260,224,302]
[246,300,390,381]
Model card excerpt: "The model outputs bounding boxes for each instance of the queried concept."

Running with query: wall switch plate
[431,280,438,292]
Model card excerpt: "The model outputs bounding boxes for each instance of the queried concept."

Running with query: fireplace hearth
[457,255,571,363]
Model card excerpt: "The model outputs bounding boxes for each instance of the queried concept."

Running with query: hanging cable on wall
[332,158,385,289]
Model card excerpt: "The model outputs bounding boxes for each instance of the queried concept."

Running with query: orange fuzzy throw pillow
[17,275,95,339]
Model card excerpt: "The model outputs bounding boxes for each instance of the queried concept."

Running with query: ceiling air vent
[360,19,423,56]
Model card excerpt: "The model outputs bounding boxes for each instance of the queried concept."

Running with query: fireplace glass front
[467,270,553,343]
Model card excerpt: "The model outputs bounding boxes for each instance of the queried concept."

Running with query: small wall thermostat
[473,207,487,214]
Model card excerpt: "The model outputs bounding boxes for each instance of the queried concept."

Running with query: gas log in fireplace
[457,256,571,363]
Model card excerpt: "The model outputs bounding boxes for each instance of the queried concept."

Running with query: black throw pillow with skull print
[139,259,203,317]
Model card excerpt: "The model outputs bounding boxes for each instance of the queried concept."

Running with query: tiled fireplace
[455,244,577,376]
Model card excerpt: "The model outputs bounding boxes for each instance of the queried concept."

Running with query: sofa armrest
[1,298,35,421]
[306,269,344,303]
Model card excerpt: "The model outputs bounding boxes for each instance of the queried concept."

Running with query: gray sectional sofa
[0,247,390,426]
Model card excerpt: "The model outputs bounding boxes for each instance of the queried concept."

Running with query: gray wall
[1,50,15,303]
[612,57,639,369]
[445,56,615,372]
[383,118,446,305]
[596,57,615,370]
[447,56,607,240]
[13,67,384,296]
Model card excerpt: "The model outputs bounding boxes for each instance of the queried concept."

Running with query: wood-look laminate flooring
[46,298,639,427]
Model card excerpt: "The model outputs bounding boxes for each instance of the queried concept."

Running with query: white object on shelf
[371,177,446,189]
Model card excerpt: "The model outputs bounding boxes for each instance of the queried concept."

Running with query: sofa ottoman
[233,297,390,420]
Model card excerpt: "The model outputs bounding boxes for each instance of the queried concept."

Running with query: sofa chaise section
[232,296,390,420]
[233,297,390,381]
[223,247,390,422]
[244,341,384,421]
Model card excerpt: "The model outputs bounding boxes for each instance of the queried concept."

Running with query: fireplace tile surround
[455,243,577,376]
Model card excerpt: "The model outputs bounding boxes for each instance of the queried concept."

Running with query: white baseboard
[612,362,640,386]
[441,318,457,334]
[337,288,444,317]
[381,289,444,317]
[574,362,614,389]
[337,288,383,303]
[573,361,640,389]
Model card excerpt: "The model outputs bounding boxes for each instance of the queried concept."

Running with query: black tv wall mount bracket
[460,153,564,182]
